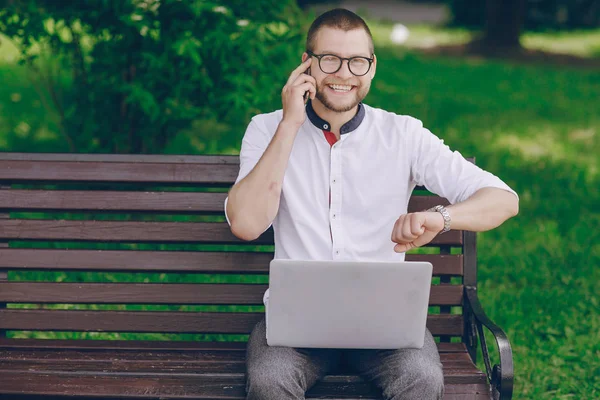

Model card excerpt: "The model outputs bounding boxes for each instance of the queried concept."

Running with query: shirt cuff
[224,196,232,226]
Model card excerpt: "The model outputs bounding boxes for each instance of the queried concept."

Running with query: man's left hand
[391,212,444,253]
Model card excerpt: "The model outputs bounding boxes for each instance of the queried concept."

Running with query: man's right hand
[281,58,316,128]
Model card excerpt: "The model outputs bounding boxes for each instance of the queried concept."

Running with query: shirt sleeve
[408,117,518,204]
[224,116,274,226]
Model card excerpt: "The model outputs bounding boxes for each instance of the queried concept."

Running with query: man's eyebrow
[320,50,371,57]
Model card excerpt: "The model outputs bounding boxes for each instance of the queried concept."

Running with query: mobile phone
[303,67,311,103]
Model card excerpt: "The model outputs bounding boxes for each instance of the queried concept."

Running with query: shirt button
[332,214,336,219]
[323,124,329,129]
[332,179,336,184]
[336,250,340,255]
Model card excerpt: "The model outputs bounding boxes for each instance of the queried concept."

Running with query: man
[225,8,518,400]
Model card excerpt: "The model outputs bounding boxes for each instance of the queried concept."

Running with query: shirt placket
[329,137,343,259]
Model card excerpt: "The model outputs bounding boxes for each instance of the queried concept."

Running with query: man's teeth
[329,84,352,92]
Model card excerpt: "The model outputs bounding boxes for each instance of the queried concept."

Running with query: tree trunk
[483,0,526,49]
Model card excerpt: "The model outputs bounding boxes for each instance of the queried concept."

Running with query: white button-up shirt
[225,102,517,304]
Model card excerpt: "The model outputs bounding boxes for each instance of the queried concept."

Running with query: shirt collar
[305,100,365,135]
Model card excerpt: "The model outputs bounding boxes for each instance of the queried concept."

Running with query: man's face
[305,27,376,113]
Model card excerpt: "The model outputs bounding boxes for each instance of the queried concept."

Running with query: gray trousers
[246,319,444,400]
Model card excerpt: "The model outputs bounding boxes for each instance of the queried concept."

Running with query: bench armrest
[465,285,514,400]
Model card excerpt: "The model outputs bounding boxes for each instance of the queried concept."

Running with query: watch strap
[427,205,451,234]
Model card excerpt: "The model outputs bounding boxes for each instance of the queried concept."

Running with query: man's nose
[334,60,353,79]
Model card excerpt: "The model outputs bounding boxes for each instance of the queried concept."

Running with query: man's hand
[281,58,316,128]
[391,212,445,253]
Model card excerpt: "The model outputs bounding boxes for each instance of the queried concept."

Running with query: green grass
[368,44,600,399]
[521,29,600,58]
[1,27,599,399]
[364,46,599,399]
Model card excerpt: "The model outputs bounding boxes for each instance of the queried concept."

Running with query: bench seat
[0,338,489,399]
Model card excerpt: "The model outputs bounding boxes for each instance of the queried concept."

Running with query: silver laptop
[266,259,433,349]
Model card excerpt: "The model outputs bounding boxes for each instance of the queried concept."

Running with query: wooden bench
[0,153,513,399]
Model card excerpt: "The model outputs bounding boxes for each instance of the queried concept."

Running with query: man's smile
[326,83,356,95]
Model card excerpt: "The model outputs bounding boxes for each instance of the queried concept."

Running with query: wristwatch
[428,205,451,234]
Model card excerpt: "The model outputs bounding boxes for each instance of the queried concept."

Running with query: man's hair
[306,8,374,55]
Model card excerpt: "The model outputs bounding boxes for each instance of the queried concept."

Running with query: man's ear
[302,52,309,63]
[370,54,377,79]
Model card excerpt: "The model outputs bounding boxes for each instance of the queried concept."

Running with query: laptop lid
[266,259,433,349]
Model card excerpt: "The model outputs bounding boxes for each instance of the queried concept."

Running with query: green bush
[0,0,306,153]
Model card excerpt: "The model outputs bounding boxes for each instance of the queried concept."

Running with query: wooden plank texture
[0,370,487,398]
[0,310,464,336]
[0,153,240,164]
[0,159,239,183]
[0,283,463,306]
[0,338,485,398]
[0,190,447,214]
[0,220,463,245]
[0,338,468,352]
[0,249,464,275]
[0,283,270,305]
[0,349,475,364]
[0,356,481,373]
[0,249,274,273]
[0,190,229,213]
[0,220,273,244]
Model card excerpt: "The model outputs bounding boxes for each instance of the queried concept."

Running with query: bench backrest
[0,153,476,344]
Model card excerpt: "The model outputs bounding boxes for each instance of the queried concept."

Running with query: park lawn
[364,46,599,400]
[1,28,599,400]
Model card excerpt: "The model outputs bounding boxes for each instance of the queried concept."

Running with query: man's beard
[315,80,370,113]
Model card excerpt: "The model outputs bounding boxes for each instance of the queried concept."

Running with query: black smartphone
[303,67,311,103]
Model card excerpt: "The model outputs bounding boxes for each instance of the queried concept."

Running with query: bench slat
[0,160,239,183]
[0,349,474,363]
[0,282,270,305]
[0,338,469,353]
[0,220,272,244]
[0,359,481,375]
[0,153,240,164]
[0,282,464,306]
[0,370,486,398]
[1,349,247,362]
[0,220,463,245]
[0,249,464,275]
[0,249,273,273]
[0,190,448,214]
[0,190,229,213]
[0,309,262,334]
[0,310,464,336]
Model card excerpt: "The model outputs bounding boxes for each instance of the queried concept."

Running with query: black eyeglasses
[306,50,374,76]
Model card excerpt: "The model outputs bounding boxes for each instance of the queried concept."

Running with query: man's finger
[291,73,317,89]
[293,82,316,100]
[392,215,405,242]
[394,242,413,253]
[412,231,436,248]
[291,74,317,100]
[401,216,416,240]
[394,224,437,252]
[285,58,312,87]
[410,213,425,236]
[391,217,401,242]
